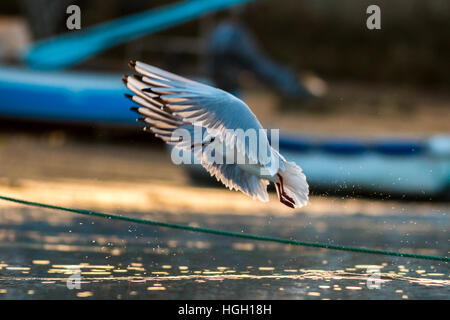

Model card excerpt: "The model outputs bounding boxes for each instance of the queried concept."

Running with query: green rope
[0,195,448,262]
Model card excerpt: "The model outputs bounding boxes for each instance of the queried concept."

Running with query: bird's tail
[275,160,309,209]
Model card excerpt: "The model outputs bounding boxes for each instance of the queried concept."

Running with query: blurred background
[0,0,448,300]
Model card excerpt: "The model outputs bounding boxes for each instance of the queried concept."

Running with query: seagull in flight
[123,61,308,208]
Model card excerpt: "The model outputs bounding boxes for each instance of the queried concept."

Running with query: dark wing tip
[129,60,136,69]
[132,74,143,81]
[124,93,133,100]
[122,75,128,85]
[130,106,139,113]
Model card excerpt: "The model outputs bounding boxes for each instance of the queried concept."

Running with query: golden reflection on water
[1,262,448,292]
[77,291,93,298]
[0,197,447,299]
[32,260,50,265]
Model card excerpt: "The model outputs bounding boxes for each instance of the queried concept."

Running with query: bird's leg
[277,174,295,204]
[276,182,295,209]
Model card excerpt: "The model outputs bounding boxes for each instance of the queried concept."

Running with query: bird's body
[123,60,309,208]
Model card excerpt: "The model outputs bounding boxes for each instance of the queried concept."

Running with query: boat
[279,134,449,197]
[0,66,133,125]
[172,134,450,198]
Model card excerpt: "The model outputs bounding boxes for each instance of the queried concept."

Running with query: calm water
[0,205,448,299]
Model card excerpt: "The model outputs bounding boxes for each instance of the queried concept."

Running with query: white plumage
[123,60,309,208]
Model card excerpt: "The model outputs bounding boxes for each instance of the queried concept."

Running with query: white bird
[123,60,309,208]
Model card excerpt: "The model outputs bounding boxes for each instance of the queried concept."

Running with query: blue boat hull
[0,66,134,125]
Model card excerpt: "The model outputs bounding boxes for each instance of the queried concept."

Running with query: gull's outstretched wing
[123,61,277,201]
[124,60,280,174]
[203,162,269,202]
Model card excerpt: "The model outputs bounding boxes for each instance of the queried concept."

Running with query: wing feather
[123,60,279,202]
[128,61,279,170]
[202,161,269,202]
